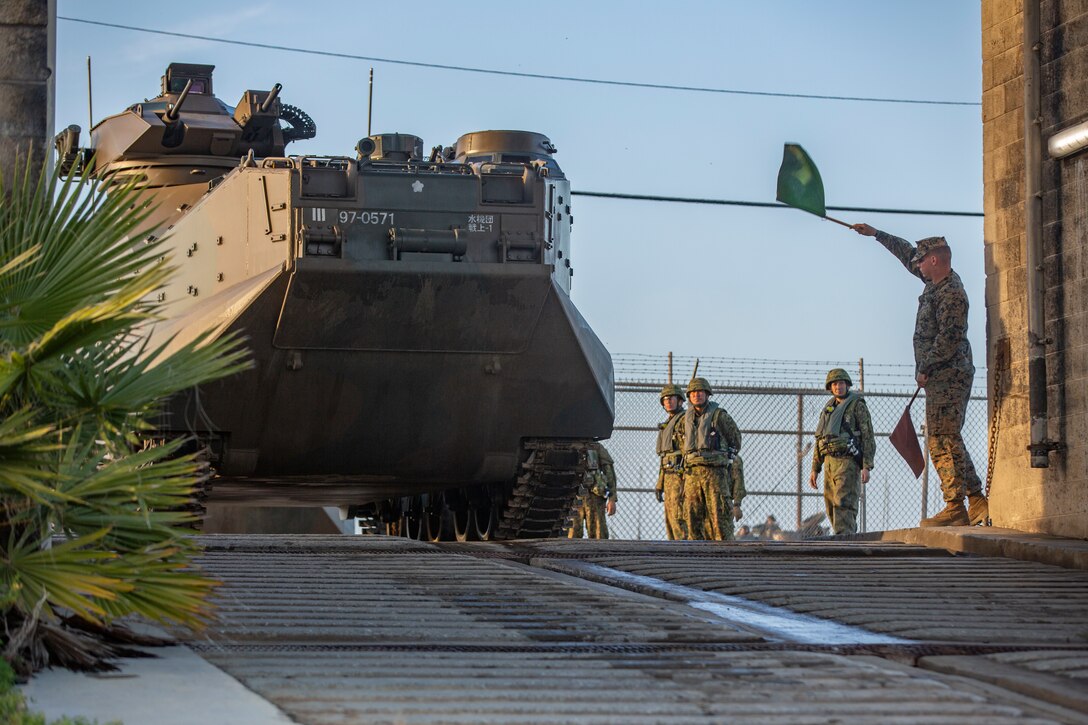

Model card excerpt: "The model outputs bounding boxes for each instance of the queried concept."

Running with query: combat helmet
[687,377,713,395]
[659,383,684,401]
[825,368,853,390]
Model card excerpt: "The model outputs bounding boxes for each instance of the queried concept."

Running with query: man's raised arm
[852,223,925,281]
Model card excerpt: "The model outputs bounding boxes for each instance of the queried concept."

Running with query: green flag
[776,143,826,217]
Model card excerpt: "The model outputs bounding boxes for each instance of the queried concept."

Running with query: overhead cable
[571,191,984,218]
[58,16,981,108]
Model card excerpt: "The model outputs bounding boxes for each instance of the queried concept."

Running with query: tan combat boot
[967,492,989,526]
[919,501,969,527]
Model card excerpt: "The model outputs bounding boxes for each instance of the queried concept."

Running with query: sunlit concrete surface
[19,645,295,725]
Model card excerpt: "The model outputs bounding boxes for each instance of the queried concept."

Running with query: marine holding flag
[851,223,989,527]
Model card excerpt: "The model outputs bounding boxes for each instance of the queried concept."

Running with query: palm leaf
[1,529,127,622]
[0,170,159,347]
[0,409,63,503]
[102,331,252,413]
[2,158,237,671]
[0,244,41,314]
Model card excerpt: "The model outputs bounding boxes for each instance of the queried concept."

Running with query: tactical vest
[583,444,618,499]
[682,402,731,467]
[815,392,860,458]
[586,470,610,498]
[657,411,684,472]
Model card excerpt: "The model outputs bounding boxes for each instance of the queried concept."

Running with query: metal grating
[188,641,1088,658]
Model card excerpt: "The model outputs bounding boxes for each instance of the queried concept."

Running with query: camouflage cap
[659,383,684,400]
[687,377,712,395]
[910,236,948,265]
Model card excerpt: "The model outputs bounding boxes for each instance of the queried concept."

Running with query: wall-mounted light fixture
[1048,119,1088,159]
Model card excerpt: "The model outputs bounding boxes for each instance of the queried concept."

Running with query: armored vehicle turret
[58,63,614,539]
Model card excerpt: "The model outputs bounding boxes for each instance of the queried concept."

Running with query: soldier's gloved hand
[655,489,664,503]
[732,505,742,521]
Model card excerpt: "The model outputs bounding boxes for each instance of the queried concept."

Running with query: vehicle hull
[164,259,614,505]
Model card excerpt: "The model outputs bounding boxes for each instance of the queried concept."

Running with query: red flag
[890,388,925,478]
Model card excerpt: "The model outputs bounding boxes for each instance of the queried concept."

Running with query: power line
[58,16,981,108]
[57,15,982,219]
[572,191,983,218]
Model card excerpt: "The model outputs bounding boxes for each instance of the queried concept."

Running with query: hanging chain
[985,365,1003,498]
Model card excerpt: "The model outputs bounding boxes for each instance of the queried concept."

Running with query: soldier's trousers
[683,465,734,541]
[925,367,983,503]
[662,471,687,540]
[822,456,860,535]
[568,494,609,539]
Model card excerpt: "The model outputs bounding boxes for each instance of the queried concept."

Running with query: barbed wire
[613,353,986,394]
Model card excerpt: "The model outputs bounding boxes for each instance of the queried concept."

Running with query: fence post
[860,479,867,533]
[796,393,804,530]
[858,358,866,532]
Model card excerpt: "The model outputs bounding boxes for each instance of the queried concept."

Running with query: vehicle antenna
[367,67,374,137]
[86,56,93,130]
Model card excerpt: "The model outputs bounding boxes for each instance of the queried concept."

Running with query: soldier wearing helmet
[568,441,617,539]
[655,383,688,540]
[852,223,988,527]
[681,377,743,540]
[809,368,875,535]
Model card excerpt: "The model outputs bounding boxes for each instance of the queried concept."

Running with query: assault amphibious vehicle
[57,63,615,539]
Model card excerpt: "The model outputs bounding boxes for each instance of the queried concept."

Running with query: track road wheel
[453,505,473,542]
[404,497,425,540]
[473,498,498,541]
[424,494,454,542]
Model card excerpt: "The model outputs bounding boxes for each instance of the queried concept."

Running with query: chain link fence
[602,354,988,540]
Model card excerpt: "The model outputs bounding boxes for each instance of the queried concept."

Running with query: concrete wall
[0,0,53,186]
[983,0,1088,538]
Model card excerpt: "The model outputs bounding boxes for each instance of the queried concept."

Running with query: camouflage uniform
[876,231,984,505]
[569,442,617,539]
[681,385,742,541]
[812,373,875,535]
[656,408,688,540]
[730,454,747,521]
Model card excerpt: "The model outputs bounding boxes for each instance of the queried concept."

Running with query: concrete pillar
[0,0,54,186]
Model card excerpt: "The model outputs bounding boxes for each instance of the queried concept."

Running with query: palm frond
[1,530,127,623]
[2,156,237,673]
[0,244,40,314]
[106,331,252,412]
[0,408,62,503]
[0,169,161,347]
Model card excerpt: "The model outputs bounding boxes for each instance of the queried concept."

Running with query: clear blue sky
[54,1,984,379]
